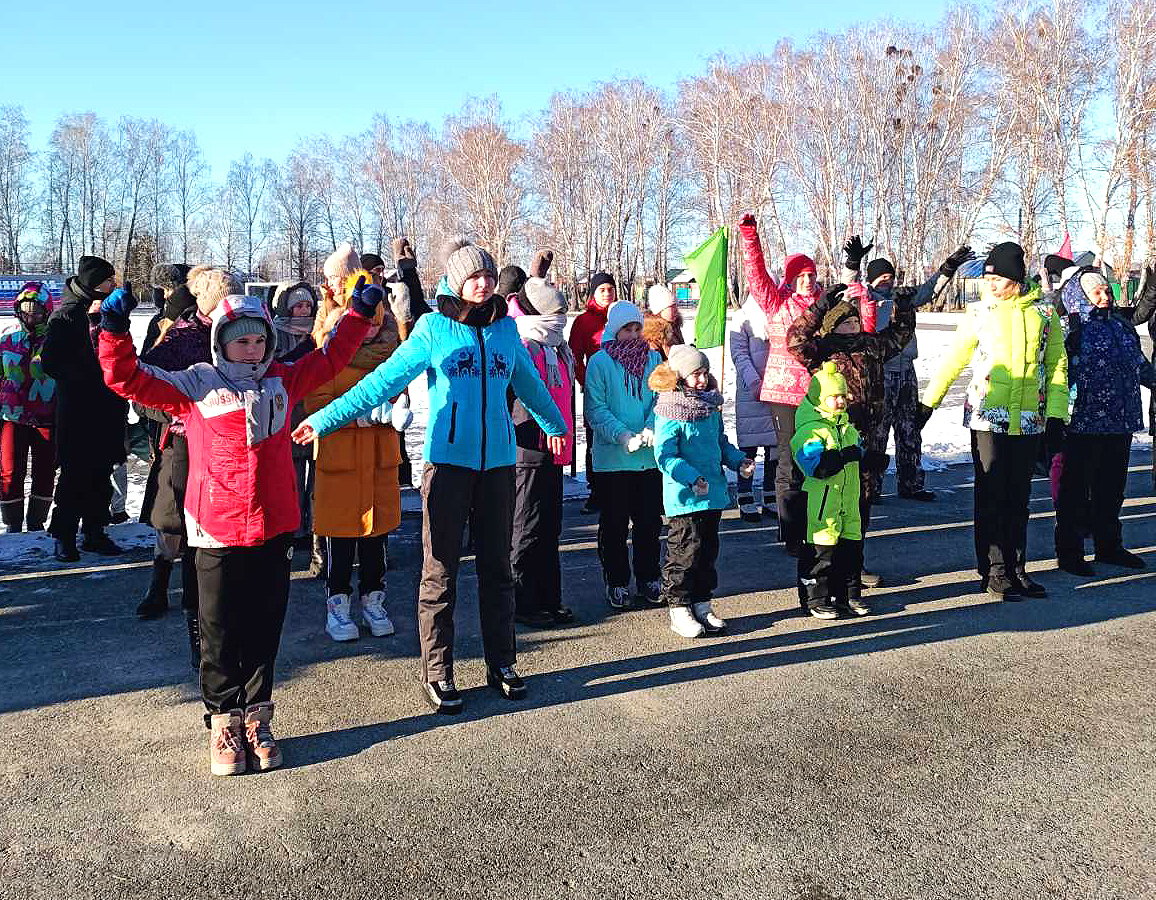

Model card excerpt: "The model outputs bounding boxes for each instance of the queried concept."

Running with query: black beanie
[1043,254,1070,282]
[497,264,527,299]
[865,258,896,284]
[77,255,115,293]
[587,272,614,300]
[360,252,385,271]
[984,242,1026,284]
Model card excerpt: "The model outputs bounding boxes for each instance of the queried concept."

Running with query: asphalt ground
[1,448,1154,900]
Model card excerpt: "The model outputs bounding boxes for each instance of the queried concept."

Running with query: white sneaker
[325,594,360,642]
[669,605,705,639]
[360,590,395,637]
[692,600,726,634]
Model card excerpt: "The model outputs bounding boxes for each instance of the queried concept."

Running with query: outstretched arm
[738,215,780,310]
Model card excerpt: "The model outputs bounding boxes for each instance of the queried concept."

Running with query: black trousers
[512,463,564,614]
[419,463,516,682]
[584,424,600,506]
[971,431,1040,580]
[770,403,806,546]
[661,510,722,607]
[1055,433,1132,558]
[325,535,386,597]
[798,539,864,603]
[597,468,663,588]
[196,533,293,724]
[48,460,113,540]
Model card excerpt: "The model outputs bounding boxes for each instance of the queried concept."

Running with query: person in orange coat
[305,269,411,643]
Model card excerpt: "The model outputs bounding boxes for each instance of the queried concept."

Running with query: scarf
[437,293,506,326]
[603,336,651,398]
[655,385,723,423]
[516,313,573,388]
[273,315,314,336]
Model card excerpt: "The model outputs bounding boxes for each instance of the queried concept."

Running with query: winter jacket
[40,277,128,468]
[584,336,661,473]
[728,295,777,448]
[99,294,371,548]
[304,289,403,539]
[923,283,1068,436]
[858,272,953,373]
[139,306,214,437]
[786,294,916,435]
[1061,277,1155,435]
[790,390,862,546]
[650,365,745,516]
[568,301,609,387]
[642,313,684,360]
[738,220,820,406]
[508,301,574,467]
[303,293,567,472]
[0,320,55,428]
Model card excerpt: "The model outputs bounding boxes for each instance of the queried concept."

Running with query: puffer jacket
[738,220,821,406]
[0,319,55,428]
[583,334,662,473]
[1061,274,1155,435]
[650,365,745,516]
[728,295,777,448]
[923,283,1068,436]
[304,291,567,471]
[304,287,402,539]
[785,289,916,435]
[790,388,862,546]
[99,294,371,548]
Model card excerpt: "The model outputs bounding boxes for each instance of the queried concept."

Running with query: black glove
[812,448,848,479]
[842,235,873,271]
[893,286,919,310]
[915,403,934,430]
[349,276,385,319]
[1045,417,1066,457]
[939,245,973,279]
[863,449,890,472]
[814,284,845,316]
[100,282,137,334]
[840,444,863,465]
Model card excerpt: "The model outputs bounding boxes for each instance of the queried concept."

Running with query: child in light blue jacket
[650,345,753,638]
[583,301,664,610]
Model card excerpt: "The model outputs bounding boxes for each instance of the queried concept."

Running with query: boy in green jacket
[791,362,888,619]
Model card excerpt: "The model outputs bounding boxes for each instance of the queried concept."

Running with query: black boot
[185,611,201,673]
[25,495,51,532]
[0,499,24,534]
[53,535,80,563]
[180,550,199,611]
[136,556,173,619]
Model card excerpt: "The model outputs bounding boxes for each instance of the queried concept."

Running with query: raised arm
[738,214,780,310]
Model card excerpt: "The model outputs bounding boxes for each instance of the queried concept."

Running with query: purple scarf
[603,336,651,398]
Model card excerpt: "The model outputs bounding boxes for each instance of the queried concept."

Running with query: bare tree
[0,106,35,270]
[226,153,273,274]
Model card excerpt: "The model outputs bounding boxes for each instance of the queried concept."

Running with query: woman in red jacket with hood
[738,213,821,553]
[568,272,615,513]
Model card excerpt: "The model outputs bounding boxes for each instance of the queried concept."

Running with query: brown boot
[209,710,246,776]
[243,702,282,771]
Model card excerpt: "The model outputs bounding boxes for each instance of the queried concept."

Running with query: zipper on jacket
[475,325,488,471]
[448,402,458,443]
[818,484,831,520]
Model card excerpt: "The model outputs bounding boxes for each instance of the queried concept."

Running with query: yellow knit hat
[813,361,848,401]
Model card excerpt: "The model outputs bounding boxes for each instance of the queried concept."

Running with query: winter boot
[208,710,247,776]
[806,597,839,620]
[0,498,23,534]
[186,611,201,673]
[53,536,80,563]
[325,594,360,642]
[25,495,51,532]
[1095,547,1147,569]
[81,531,124,556]
[669,605,705,638]
[243,702,282,771]
[360,590,395,637]
[1057,553,1095,576]
[692,600,727,634]
[136,556,173,619]
[486,665,526,700]
[737,493,761,523]
[308,535,326,579]
[636,580,665,607]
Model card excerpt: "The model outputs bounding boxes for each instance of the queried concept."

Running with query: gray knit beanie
[667,344,709,379]
[445,243,498,297]
[218,316,269,347]
[522,277,567,316]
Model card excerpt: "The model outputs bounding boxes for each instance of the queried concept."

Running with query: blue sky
[5,0,950,179]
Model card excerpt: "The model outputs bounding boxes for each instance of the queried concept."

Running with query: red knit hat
[782,254,817,290]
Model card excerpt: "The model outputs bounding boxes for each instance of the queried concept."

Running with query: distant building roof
[670,269,696,284]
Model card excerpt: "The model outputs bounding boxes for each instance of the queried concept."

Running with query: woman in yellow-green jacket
[917,242,1068,600]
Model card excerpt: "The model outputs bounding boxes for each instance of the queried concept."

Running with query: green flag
[685,226,729,350]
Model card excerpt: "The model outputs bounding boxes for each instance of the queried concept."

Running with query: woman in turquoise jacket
[650,346,753,638]
[583,301,664,610]
[294,242,567,715]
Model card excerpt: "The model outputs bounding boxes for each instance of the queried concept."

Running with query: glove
[619,431,636,448]
[863,449,890,472]
[692,477,709,497]
[350,276,385,319]
[893,286,919,310]
[390,394,413,431]
[100,283,137,333]
[739,213,757,228]
[812,448,848,479]
[638,427,655,447]
[939,245,973,278]
[1045,417,1066,457]
[814,284,845,316]
[915,403,935,430]
[530,249,554,278]
[738,458,756,479]
[627,433,646,453]
[840,445,863,464]
[842,235,873,271]
[392,237,417,271]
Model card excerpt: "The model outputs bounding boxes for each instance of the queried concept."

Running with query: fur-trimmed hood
[648,361,717,394]
[643,313,673,351]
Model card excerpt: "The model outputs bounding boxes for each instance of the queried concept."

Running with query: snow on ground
[3,307,1151,561]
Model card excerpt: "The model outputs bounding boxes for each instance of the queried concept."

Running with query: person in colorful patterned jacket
[1053,268,1154,575]
[0,282,56,533]
[919,242,1068,600]
[293,241,568,716]
[98,280,379,776]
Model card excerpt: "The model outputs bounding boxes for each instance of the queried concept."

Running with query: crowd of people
[1,218,1153,776]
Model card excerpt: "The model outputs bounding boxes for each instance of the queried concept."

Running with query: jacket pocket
[317,429,357,473]
[376,429,402,470]
[448,401,458,443]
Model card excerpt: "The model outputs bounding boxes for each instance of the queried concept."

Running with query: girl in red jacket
[97,280,379,776]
